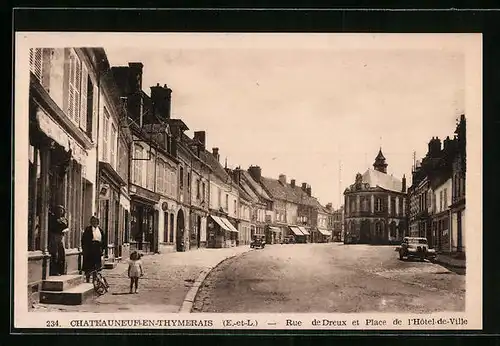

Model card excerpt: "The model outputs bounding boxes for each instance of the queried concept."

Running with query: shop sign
[162,202,169,211]
[99,183,110,200]
[130,184,161,203]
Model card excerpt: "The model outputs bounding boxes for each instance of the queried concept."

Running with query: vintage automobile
[250,236,266,249]
[397,237,437,261]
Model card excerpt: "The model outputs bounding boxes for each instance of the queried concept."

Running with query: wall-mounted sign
[99,183,110,200]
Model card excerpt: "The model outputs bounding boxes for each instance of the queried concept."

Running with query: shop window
[28,145,42,251]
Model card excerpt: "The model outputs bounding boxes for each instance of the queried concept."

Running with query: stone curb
[178,250,250,313]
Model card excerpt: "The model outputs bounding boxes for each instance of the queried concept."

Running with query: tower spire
[373,148,388,174]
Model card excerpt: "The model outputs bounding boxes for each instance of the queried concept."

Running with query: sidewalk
[434,252,466,272]
[32,246,251,313]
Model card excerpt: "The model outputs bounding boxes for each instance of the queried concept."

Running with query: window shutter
[74,57,82,125]
[68,54,75,120]
[92,84,99,142]
[29,48,43,81]
[80,66,88,132]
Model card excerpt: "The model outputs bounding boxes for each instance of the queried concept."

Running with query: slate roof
[241,171,273,202]
[200,149,233,185]
[361,168,403,192]
[260,176,323,208]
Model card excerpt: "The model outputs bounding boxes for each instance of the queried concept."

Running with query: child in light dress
[128,251,143,294]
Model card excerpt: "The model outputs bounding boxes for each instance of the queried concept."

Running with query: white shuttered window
[29,48,43,82]
[66,49,82,125]
[80,66,88,132]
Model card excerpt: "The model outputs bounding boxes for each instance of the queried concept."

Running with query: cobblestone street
[32,246,250,313]
[192,243,465,313]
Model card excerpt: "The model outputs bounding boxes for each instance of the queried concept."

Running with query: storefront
[97,161,127,262]
[288,226,306,243]
[189,208,207,249]
[129,184,160,253]
[432,211,450,252]
[28,91,93,304]
[297,226,311,243]
[207,215,238,248]
[316,228,332,243]
[265,225,281,244]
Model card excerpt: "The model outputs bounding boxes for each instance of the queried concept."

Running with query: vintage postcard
[13,32,482,331]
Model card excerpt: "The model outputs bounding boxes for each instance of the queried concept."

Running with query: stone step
[42,274,84,292]
[39,283,95,305]
[103,261,117,269]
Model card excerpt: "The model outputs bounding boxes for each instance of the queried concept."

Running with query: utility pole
[338,159,342,209]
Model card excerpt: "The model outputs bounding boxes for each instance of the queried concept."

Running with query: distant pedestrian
[128,251,143,294]
[81,216,105,282]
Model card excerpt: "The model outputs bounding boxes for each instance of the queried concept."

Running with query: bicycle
[89,269,109,296]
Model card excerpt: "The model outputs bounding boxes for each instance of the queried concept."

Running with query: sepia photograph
[14,32,482,330]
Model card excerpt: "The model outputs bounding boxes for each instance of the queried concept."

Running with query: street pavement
[32,246,250,313]
[192,243,465,313]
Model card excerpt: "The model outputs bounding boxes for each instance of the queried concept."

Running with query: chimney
[301,183,307,191]
[150,83,172,120]
[128,62,144,93]
[427,137,442,158]
[306,186,312,197]
[212,147,220,162]
[291,179,296,188]
[402,174,407,193]
[248,165,262,182]
[278,174,287,185]
[233,168,241,185]
[193,131,206,149]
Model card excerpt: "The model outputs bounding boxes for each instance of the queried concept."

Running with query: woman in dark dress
[81,216,105,282]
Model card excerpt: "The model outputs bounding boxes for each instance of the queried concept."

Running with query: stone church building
[343,149,408,244]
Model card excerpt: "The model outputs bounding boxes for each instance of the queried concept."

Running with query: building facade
[450,115,466,255]
[27,47,101,304]
[331,205,344,242]
[205,148,240,248]
[245,166,274,239]
[344,149,408,245]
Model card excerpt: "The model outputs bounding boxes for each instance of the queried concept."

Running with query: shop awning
[297,226,310,236]
[269,226,281,233]
[317,228,332,236]
[210,216,231,231]
[220,217,239,233]
[289,226,304,236]
[36,108,87,165]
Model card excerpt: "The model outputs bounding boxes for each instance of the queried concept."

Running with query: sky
[104,34,466,208]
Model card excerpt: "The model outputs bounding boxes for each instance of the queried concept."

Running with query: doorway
[196,215,201,248]
[176,209,185,252]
